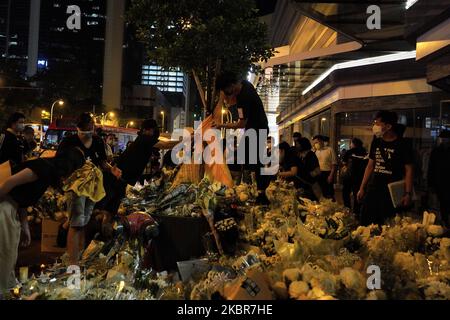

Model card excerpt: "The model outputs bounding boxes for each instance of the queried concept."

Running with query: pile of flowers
[27,188,68,224]
[12,178,450,301]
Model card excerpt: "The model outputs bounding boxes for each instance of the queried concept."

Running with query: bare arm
[404,164,414,194]
[0,168,38,198]
[100,160,122,179]
[278,166,298,178]
[220,119,246,130]
[360,159,374,191]
[400,164,414,207]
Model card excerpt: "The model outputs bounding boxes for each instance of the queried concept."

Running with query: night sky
[256,0,278,15]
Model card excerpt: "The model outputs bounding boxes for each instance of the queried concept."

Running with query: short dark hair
[24,125,34,134]
[322,136,330,142]
[77,112,94,130]
[293,132,302,139]
[215,72,239,91]
[312,135,324,142]
[6,112,25,128]
[375,110,398,126]
[141,119,158,130]
[278,141,291,151]
[351,137,363,148]
[297,137,312,151]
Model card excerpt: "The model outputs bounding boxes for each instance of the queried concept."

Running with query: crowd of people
[1,73,450,297]
[0,112,161,296]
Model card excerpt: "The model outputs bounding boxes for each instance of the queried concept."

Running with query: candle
[13,287,20,297]
[19,267,29,283]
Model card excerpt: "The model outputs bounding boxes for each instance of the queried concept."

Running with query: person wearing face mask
[0,112,26,166]
[313,135,337,200]
[357,111,414,226]
[57,113,122,264]
[428,130,450,227]
[0,148,85,296]
[22,126,38,160]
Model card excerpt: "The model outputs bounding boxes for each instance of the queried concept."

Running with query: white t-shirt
[315,146,337,172]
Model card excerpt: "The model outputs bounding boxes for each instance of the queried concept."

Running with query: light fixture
[406,0,419,10]
[302,51,417,95]
[321,118,327,121]
[58,100,64,106]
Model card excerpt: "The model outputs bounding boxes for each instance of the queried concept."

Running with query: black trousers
[360,184,396,226]
[342,176,352,208]
[343,176,363,218]
[318,171,334,199]
[241,132,271,192]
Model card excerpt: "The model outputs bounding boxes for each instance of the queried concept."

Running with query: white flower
[289,281,309,299]
[339,267,366,298]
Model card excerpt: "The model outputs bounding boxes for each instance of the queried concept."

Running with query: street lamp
[126,121,135,128]
[160,111,165,132]
[50,100,64,124]
[102,112,115,125]
[41,110,50,120]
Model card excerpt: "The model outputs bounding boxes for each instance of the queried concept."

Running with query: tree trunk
[211,58,221,115]
[192,69,207,114]
[206,60,213,116]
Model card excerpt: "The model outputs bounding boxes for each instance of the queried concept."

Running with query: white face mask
[78,130,94,140]
[372,125,384,138]
[16,124,25,132]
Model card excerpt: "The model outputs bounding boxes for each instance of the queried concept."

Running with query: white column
[102,0,125,111]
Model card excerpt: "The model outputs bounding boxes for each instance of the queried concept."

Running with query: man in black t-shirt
[357,111,414,226]
[0,112,26,166]
[215,72,270,204]
[57,113,122,264]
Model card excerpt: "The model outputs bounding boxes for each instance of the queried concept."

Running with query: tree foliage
[127,0,274,112]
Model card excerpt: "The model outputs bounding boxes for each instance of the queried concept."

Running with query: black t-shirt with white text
[369,137,414,186]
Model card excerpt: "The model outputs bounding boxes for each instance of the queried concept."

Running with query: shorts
[67,192,96,228]
[0,198,20,293]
